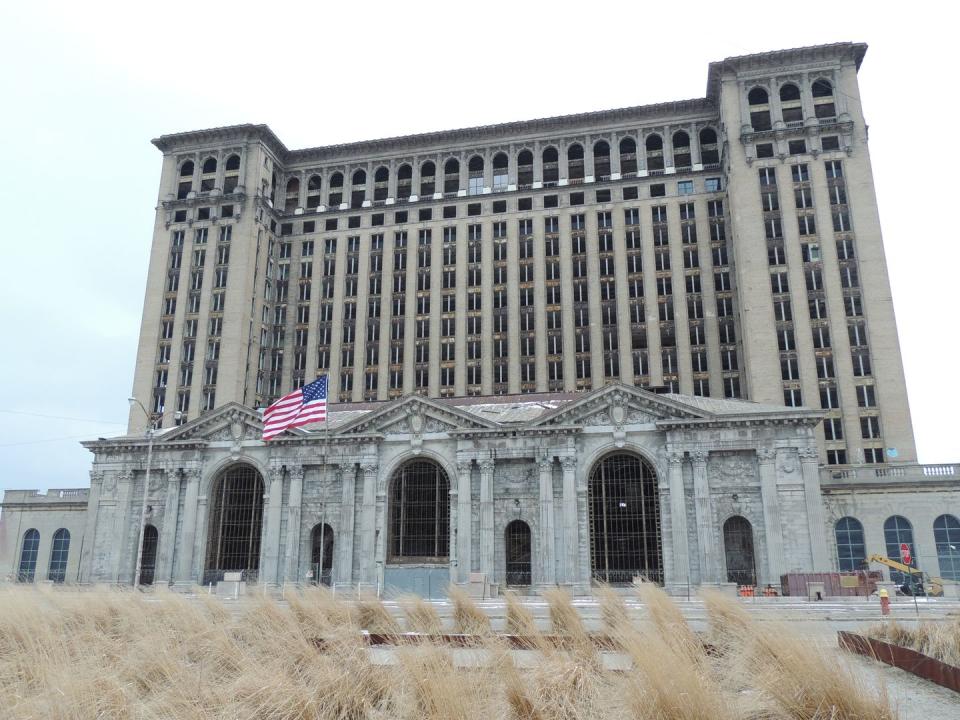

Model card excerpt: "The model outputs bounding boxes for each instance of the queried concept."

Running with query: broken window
[645,134,664,171]
[812,78,836,119]
[443,158,459,194]
[593,140,610,179]
[699,127,719,165]
[204,464,264,584]
[420,161,436,196]
[567,143,584,180]
[619,137,637,175]
[542,146,559,183]
[517,149,533,187]
[374,166,389,201]
[310,523,334,586]
[389,460,450,562]
[723,516,756,585]
[672,131,691,169]
[492,152,508,191]
[505,520,532,586]
[747,87,772,131]
[328,172,343,206]
[779,83,803,123]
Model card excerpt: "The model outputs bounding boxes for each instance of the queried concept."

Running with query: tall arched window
[311,523,334,586]
[139,524,159,585]
[542,147,559,183]
[835,517,866,571]
[328,171,344,206]
[645,134,664,172]
[588,453,662,584]
[723,516,756,586]
[389,460,450,562]
[619,137,637,175]
[180,160,194,177]
[812,78,836,119]
[567,143,584,180]
[883,515,915,585]
[47,528,71,583]
[18,528,40,582]
[934,514,960,581]
[351,169,367,208]
[200,158,217,192]
[699,128,719,166]
[397,164,413,199]
[505,520,531,586]
[420,161,436,196]
[224,155,240,194]
[517,149,533,187]
[177,160,194,199]
[593,140,610,178]
[374,166,389,201]
[306,175,322,208]
[204,464,265,584]
[443,158,460,194]
[467,155,484,195]
[748,87,772,131]
[672,131,691,169]
[492,152,508,192]
[779,83,802,124]
[285,177,300,211]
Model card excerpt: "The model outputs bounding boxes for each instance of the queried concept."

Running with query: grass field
[0,583,896,719]
[866,617,960,667]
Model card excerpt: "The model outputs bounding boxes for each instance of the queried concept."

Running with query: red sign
[900,543,912,565]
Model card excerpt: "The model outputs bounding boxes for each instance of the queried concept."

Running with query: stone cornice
[656,410,823,430]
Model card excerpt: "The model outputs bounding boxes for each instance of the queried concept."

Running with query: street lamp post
[128,398,180,589]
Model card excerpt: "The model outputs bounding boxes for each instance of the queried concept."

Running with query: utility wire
[0,433,118,448]
[0,409,125,425]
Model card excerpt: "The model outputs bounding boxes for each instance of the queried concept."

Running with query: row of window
[747,78,837,131]
[15,528,71,583]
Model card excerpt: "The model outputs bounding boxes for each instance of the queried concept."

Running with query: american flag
[262,376,328,441]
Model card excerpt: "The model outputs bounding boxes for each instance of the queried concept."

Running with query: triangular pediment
[334,395,498,436]
[158,403,263,443]
[529,384,708,428]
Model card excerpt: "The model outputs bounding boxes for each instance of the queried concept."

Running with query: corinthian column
[667,452,690,589]
[456,461,473,582]
[758,447,785,584]
[538,456,556,585]
[561,456,578,583]
[691,451,716,584]
[284,465,304,583]
[263,462,284,585]
[799,447,829,570]
[176,466,201,583]
[158,466,181,583]
[337,465,355,585]
[479,459,495,578]
[359,463,378,584]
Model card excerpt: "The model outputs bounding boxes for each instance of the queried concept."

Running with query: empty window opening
[204,464,264,584]
[542,147,559,183]
[747,87,772,131]
[517,149,534,187]
[389,460,450,562]
[420,161,436,196]
[593,140,611,178]
[699,128,719,165]
[567,143,584,180]
[645,134,664,171]
[619,137,637,175]
[139,524,158,585]
[505,520,532,586]
[311,523,334,586]
[723,515,756,585]
[672,131,691,169]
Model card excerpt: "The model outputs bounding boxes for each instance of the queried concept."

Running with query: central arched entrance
[388,459,450,561]
[723,515,756,586]
[204,464,264,584]
[310,523,334,586]
[588,453,663,585]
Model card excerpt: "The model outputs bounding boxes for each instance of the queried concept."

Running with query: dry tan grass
[447,584,491,636]
[867,618,960,667]
[0,584,898,720]
[400,595,444,635]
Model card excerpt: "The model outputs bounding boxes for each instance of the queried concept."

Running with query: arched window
[542,146,559,183]
[177,161,194,199]
[351,169,366,207]
[645,134,664,172]
[593,140,611,179]
[835,517,866,571]
[352,169,367,186]
[517,149,534,187]
[180,160,194,177]
[420,161,436,196]
[492,152,508,192]
[467,155,484,195]
[225,154,240,171]
[779,83,803,124]
[443,159,460,194]
[306,175,322,208]
[328,171,344,206]
[389,460,449,562]
[202,157,217,174]
[395,163,413,200]
[699,128,719,166]
[505,520,531,586]
[747,87,772,131]
[619,137,637,175]
[934,514,960,581]
[567,143,584,180]
[18,528,40,582]
[374,166,389,201]
[139,524,159,585]
[285,177,300,211]
[723,516,756,586]
[588,453,662,584]
[204,464,264,584]
[311,523,334,586]
[47,528,71,583]
[883,515,915,585]
[812,78,836,119]
[672,131,691,169]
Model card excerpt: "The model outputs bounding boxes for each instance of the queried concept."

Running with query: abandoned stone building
[2,42,958,596]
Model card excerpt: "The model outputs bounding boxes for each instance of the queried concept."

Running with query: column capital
[798,447,819,462]
[184,464,203,482]
[479,459,495,474]
[560,456,577,472]
[667,451,684,466]
[89,469,105,484]
[457,461,473,476]
[165,465,182,482]
[537,456,553,472]
[288,465,305,482]
[360,463,378,477]
[757,447,776,463]
[691,450,709,466]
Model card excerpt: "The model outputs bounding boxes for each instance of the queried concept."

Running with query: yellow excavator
[866,554,948,597]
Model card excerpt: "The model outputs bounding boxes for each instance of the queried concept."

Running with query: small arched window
[18,529,40,583]
[542,146,559,183]
[48,528,71,583]
[779,83,803,124]
[645,134,664,172]
[812,79,836,119]
[285,177,300,211]
[202,157,217,174]
[593,140,610,179]
[517,149,534,187]
[180,160,194,177]
[619,137,637,175]
[748,87,772,131]
[328,171,344,206]
[225,154,240,171]
[835,517,866,571]
[374,166,389,201]
[420,161,436,196]
[748,87,769,105]
[468,155,484,173]
[672,131,691,169]
[352,169,367,186]
[567,143,584,180]
[492,152,508,192]
[934,514,960,581]
[443,158,459,193]
[779,83,800,102]
[699,128,719,165]
[306,174,322,208]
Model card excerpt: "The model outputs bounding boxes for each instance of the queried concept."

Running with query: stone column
[457,461,473,582]
[479,459,495,578]
[373,469,387,589]
[111,471,133,583]
[538,456,556,585]
[799,447,830,571]
[561,456,578,584]
[359,463,378,583]
[691,451,716,584]
[176,466,201,583]
[667,452,690,590]
[757,448,785,584]
[337,465,355,585]
[158,466,181,583]
[262,463,284,585]
[284,465,304,583]
[79,470,103,583]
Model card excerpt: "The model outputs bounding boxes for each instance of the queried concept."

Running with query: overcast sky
[1,1,956,494]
